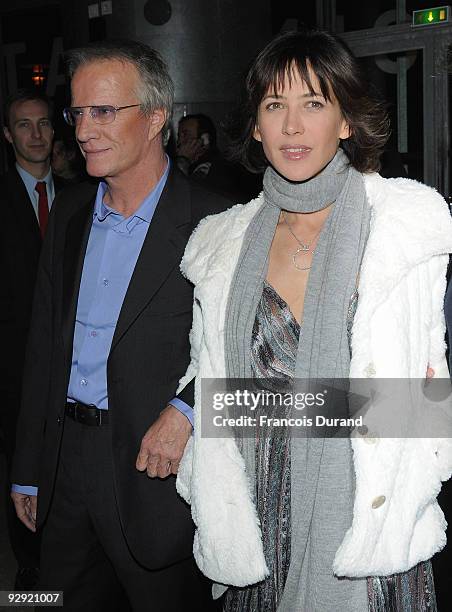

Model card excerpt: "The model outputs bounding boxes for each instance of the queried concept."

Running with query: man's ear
[3,126,13,145]
[147,108,167,140]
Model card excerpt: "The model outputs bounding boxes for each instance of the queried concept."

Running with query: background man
[51,132,87,183]
[11,41,228,611]
[176,113,218,178]
[0,89,64,589]
[176,112,262,201]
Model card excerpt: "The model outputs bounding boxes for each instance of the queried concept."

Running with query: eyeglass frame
[63,104,141,126]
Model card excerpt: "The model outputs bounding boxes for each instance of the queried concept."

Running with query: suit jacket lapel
[53,173,68,195]
[6,170,68,247]
[110,168,191,351]
[61,191,96,358]
[6,169,41,246]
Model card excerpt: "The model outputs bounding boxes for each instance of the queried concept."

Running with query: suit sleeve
[175,292,203,409]
[174,380,194,409]
[11,203,57,487]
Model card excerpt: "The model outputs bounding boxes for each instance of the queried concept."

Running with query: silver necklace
[282,211,324,271]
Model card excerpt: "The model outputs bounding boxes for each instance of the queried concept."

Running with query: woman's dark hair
[229,29,390,174]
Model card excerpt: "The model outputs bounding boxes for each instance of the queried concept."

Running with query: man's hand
[176,137,205,165]
[136,404,192,479]
[11,491,37,532]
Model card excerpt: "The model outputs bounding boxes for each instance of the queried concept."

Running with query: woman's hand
[426,366,435,379]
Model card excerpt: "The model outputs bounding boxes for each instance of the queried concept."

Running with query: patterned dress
[223,281,437,612]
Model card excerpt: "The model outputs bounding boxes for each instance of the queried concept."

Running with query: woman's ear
[253,124,262,142]
[339,120,351,140]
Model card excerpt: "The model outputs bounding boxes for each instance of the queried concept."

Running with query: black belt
[66,401,109,426]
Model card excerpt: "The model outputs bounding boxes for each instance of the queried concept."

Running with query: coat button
[57,415,62,425]
[355,425,378,444]
[364,363,376,377]
[371,495,386,509]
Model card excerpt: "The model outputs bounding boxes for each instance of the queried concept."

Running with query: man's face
[71,59,164,181]
[177,118,199,148]
[176,118,204,164]
[3,99,54,167]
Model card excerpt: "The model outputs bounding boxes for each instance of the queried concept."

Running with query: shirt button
[103,278,109,286]
[90,330,98,337]
[80,378,88,386]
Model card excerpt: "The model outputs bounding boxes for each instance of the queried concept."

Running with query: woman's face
[253,67,350,182]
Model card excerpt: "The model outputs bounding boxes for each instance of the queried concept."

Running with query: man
[176,113,262,201]
[51,134,87,183]
[11,41,229,611]
[0,89,63,589]
[176,113,217,178]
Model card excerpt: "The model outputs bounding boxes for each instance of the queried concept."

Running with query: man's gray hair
[66,39,174,132]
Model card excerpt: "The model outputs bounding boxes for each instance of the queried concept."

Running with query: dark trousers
[38,416,217,612]
[0,393,40,569]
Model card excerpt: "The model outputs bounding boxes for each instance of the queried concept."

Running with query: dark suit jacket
[12,167,230,569]
[0,168,65,401]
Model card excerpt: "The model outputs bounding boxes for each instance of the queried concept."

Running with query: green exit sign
[412,6,450,26]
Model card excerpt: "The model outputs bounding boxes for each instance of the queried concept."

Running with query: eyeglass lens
[64,106,117,126]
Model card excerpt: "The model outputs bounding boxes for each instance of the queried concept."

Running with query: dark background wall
[0,0,446,165]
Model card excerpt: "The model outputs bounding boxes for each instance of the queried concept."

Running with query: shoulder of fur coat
[181,173,452,284]
[180,195,264,284]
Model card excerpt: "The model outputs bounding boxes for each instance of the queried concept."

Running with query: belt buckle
[74,402,88,424]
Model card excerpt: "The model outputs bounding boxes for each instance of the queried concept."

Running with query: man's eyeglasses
[63,104,141,126]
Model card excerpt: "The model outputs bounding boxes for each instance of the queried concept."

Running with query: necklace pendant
[292,247,311,271]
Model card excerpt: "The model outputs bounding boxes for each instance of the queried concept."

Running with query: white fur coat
[176,173,452,586]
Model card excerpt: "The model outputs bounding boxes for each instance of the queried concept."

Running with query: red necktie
[35,181,49,238]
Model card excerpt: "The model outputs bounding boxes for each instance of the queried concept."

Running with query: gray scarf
[224,149,371,611]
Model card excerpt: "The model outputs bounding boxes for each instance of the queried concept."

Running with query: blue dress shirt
[12,159,194,496]
[67,179,165,408]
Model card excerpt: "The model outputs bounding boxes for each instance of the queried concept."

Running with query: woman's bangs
[264,56,332,102]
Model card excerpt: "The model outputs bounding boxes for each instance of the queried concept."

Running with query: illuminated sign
[412,6,450,26]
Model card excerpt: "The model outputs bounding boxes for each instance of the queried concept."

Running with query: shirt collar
[93,156,171,225]
[16,162,52,189]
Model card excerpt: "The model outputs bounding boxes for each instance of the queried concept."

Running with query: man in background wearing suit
[11,41,228,611]
[0,90,63,589]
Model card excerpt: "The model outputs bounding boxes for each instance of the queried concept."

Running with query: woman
[176,29,452,611]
